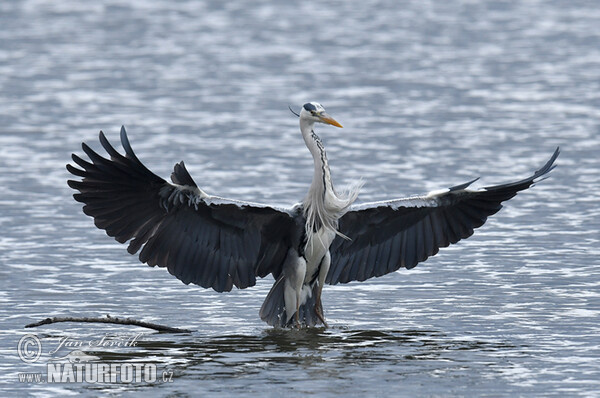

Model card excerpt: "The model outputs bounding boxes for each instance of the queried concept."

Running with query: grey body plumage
[67,102,559,327]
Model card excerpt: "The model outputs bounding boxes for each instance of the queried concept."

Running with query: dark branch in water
[25,315,192,333]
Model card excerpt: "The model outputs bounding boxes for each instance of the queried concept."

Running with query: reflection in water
[85,328,519,398]
[77,328,515,379]
[14,327,525,395]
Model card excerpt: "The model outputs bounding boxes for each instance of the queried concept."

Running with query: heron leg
[283,252,306,328]
[314,286,328,328]
[314,252,331,328]
[295,298,301,328]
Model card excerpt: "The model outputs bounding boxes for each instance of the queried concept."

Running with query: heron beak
[319,113,343,128]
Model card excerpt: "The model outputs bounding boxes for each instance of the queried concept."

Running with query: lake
[0,0,599,396]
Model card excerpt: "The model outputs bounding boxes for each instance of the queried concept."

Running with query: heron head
[300,102,343,128]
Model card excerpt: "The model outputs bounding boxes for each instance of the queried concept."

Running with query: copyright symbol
[18,334,42,363]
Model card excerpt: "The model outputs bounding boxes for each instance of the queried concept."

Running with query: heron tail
[259,277,323,328]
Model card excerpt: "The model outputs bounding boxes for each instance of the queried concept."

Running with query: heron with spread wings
[67,102,559,328]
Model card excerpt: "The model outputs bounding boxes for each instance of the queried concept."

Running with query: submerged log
[25,315,192,333]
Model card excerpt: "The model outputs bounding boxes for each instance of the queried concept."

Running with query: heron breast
[303,228,336,283]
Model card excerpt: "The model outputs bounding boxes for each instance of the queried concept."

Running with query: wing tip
[533,146,560,182]
[120,125,130,150]
[449,177,480,192]
[170,160,198,187]
[66,179,78,189]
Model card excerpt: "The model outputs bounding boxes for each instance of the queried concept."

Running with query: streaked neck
[300,119,333,198]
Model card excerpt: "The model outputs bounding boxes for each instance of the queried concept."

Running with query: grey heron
[67,102,559,328]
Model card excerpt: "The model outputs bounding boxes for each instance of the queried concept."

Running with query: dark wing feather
[67,127,301,292]
[327,148,559,285]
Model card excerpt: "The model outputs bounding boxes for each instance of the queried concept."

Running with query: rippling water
[1,0,599,396]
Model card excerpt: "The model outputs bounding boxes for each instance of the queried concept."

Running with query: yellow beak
[319,113,343,128]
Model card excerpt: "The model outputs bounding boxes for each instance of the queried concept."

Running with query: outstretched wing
[326,148,560,285]
[67,127,302,292]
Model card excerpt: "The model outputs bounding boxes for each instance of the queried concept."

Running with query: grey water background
[0,0,599,396]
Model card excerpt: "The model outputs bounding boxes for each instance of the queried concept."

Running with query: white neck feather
[299,117,361,241]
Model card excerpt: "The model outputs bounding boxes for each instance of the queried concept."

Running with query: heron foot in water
[315,301,328,328]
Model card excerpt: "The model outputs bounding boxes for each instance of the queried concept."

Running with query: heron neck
[299,117,360,239]
[300,119,334,197]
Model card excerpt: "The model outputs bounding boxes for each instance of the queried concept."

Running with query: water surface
[1,0,599,396]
